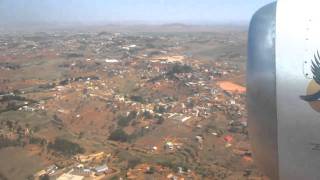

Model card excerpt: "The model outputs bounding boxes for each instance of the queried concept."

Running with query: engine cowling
[248,1,320,179]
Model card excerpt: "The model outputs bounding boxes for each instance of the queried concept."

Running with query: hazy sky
[0,0,275,25]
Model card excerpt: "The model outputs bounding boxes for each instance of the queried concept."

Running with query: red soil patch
[217,81,246,93]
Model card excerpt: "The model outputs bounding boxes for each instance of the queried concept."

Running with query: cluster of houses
[34,152,112,180]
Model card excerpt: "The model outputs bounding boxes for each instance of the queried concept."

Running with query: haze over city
[1,0,274,26]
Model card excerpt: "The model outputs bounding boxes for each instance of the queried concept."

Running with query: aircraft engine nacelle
[248,1,320,179]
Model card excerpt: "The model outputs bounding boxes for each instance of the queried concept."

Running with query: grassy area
[0,147,46,180]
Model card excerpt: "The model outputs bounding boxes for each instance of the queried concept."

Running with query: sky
[0,0,276,26]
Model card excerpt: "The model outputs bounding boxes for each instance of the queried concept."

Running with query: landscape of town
[0,25,266,180]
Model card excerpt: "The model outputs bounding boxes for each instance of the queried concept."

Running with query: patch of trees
[145,43,157,49]
[0,95,26,102]
[155,114,165,124]
[59,79,69,86]
[143,111,153,119]
[39,174,50,180]
[4,120,14,129]
[5,101,19,111]
[167,63,192,75]
[97,31,110,36]
[130,95,144,103]
[29,137,47,146]
[127,127,150,141]
[194,166,219,178]
[38,83,56,89]
[164,96,177,102]
[0,172,8,180]
[109,126,152,143]
[48,138,84,156]
[117,111,137,127]
[0,96,36,113]
[186,99,195,108]
[52,114,63,129]
[1,99,36,113]
[108,129,129,142]
[127,157,142,169]
[128,110,138,119]
[58,63,70,68]
[148,75,163,83]
[0,91,8,96]
[117,115,131,127]
[0,62,20,70]
[0,135,20,149]
[64,53,84,59]
[148,64,193,83]
[154,105,167,114]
